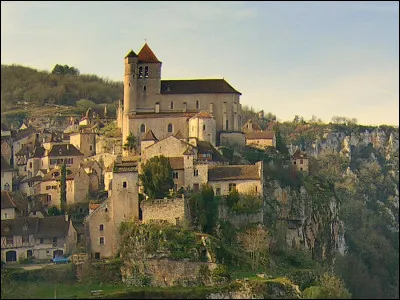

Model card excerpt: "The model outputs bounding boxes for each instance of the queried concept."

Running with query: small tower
[188,112,217,147]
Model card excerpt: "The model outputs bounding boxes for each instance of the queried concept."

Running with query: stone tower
[136,43,162,102]
[122,50,138,156]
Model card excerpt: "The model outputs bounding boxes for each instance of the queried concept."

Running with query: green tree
[302,273,351,299]
[60,163,67,214]
[51,64,80,76]
[139,155,173,199]
[47,206,62,216]
[123,132,137,153]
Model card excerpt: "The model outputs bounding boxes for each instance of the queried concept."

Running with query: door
[53,249,63,258]
[6,250,17,262]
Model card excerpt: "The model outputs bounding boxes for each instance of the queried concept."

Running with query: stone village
[1,43,309,263]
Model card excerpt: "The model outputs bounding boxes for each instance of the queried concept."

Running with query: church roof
[160,79,241,95]
[138,43,161,63]
[125,50,138,58]
[142,130,158,141]
[190,112,213,119]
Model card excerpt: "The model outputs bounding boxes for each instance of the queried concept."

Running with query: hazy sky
[1,1,399,126]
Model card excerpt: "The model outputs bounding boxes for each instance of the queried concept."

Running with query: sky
[1,1,399,126]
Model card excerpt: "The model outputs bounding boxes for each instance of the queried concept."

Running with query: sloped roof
[1,217,40,237]
[142,130,158,141]
[20,175,42,184]
[138,43,161,63]
[1,155,13,171]
[196,140,227,162]
[32,146,45,158]
[242,120,262,132]
[36,215,70,238]
[1,190,17,209]
[13,126,36,141]
[48,144,83,157]
[130,112,197,119]
[183,146,195,155]
[41,168,81,182]
[245,131,275,140]
[160,79,241,95]
[208,165,260,181]
[292,149,308,159]
[168,157,184,170]
[190,112,214,119]
[113,160,138,173]
[174,130,184,140]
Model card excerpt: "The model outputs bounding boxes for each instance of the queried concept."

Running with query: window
[193,169,199,177]
[89,145,93,151]
[196,100,199,109]
[29,162,32,168]
[40,238,44,244]
[255,186,258,193]
[144,66,149,78]
[226,120,229,130]
[52,237,57,247]
[215,187,221,196]
[300,159,303,164]
[123,181,127,189]
[300,167,303,171]
[139,67,143,78]
[170,101,174,109]
[99,224,104,231]
[167,123,173,133]
[193,183,199,192]
[4,213,8,219]
[143,85,147,92]
[94,252,100,260]
[293,161,296,165]
[203,124,206,131]
[172,171,179,179]
[140,124,146,133]
[229,183,237,193]
[99,237,105,245]
[33,211,36,216]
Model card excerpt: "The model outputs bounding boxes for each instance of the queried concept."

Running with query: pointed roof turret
[125,49,138,59]
[138,43,161,63]
[142,129,158,141]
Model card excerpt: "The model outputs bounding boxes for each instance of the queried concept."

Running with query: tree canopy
[139,155,174,199]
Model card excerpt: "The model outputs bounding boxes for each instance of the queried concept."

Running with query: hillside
[1,64,123,111]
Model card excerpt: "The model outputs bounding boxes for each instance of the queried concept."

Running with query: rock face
[265,180,344,259]
[207,278,302,299]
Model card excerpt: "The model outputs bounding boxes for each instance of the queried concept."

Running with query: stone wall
[219,132,245,148]
[122,258,217,287]
[218,203,263,229]
[141,196,187,225]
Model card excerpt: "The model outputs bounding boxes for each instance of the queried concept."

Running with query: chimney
[155,102,160,113]
[183,102,187,113]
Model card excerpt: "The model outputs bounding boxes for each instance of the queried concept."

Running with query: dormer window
[144,66,149,78]
[139,67,143,78]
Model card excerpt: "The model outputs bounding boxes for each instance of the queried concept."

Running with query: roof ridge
[138,43,161,63]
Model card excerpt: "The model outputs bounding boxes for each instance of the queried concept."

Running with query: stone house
[12,126,38,168]
[26,146,45,179]
[40,166,90,209]
[41,144,84,171]
[1,191,27,220]
[245,131,276,149]
[84,160,139,260]
[291,149,309,173]
[118,43,244,156]
[80,160,103,193]
[1,155,15,192]
[241,119,262,133]
[1,215,77,262]
[69,131,96,158]
[19,175,42,196]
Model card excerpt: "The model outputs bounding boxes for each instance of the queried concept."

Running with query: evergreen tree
[60,163,67,214]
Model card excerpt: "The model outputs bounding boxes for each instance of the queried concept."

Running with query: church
[117,43,245,156]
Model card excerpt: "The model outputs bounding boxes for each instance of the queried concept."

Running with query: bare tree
[238,224,269,271]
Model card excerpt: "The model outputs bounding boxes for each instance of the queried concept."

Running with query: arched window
[196,100,199,109]
[140,124,146,133]
[144,66,149,78]
[170,101,174,109]
[138,67,143,78]
[167,123,173,133]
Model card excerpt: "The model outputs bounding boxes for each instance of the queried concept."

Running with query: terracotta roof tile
[161,79,241,95]
[246,131,275,140]
[191,112,214,119]
[208,165,260,181]
[138,43,161,63]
